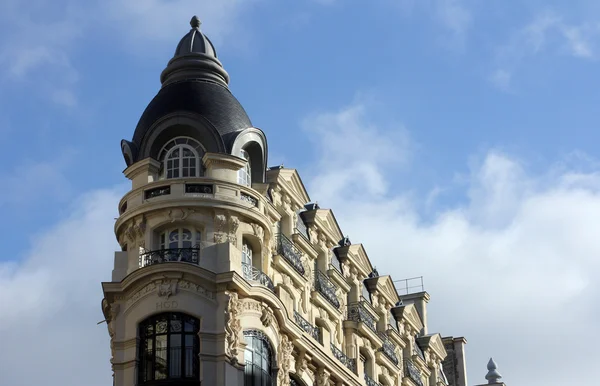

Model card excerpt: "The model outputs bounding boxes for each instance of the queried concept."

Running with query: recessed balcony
[347,301,378,333]
[314,270,340,308]
[376,331,399,366]
[330,343,356,373]
[242,263,275,291]
[276,233,305,276]
[139,247,200,268]
[293,311,319,342]
[404,359,424,386]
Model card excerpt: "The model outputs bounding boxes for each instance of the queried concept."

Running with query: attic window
[361,281,371,303]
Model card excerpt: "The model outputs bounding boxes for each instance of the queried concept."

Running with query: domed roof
[174,16,217,58]
[131,80,252,149]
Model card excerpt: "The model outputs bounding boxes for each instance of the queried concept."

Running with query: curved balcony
[139,247,200,268]
[276,233,305,276]
[242,263,275,291]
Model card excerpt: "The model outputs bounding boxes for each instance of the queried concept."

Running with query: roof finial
[190,15,201,29]
[485,358,502,384]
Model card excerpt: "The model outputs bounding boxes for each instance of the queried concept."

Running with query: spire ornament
[190,15,201,29]
[485,358,502,384]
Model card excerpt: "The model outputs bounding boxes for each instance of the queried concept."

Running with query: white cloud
[303,102,600,385]
[0,188,122,386]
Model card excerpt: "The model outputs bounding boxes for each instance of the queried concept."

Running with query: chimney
[399,291,430,335]
[442,336,468,386]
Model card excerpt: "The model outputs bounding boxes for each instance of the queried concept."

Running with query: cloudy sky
[1,0,599,385]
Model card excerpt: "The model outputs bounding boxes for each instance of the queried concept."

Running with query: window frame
[243,330,274,386]
[158,137,205,180]
[238,148,251,186]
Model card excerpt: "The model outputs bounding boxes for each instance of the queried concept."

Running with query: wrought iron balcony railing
[314,270,340,308]
[377,331,399,366]
[293,311,320,342]
[364,373,381,386]
[404,359,424,386]
[276,233,305,276]
[413,342,425,360]
[330,343,356,373]
[242,263,275,291]
[347,301,377,333]
[139,247,200,267]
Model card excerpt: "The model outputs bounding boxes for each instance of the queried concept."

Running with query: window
[158,137,204,179]
[138,313,199,384]
[362,281,371,303]
[242,241,253,267]
[244,330,273,386]
[160,228,201,250]
[238,149,251,186]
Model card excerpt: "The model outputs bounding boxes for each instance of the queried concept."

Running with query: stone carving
[156,278,178,299]
[126,279,214,310]
[168,208,193,222]
[125,216,146,243]
[213,213,239,244]
[251,223,264,240]
[260,304,274,327]
[295,355,308,377]
[278,334,295,386]
[225,292,243,363]
[228,216,239,244]
[316,368,330,386]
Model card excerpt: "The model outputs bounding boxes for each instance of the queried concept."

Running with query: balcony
[404,359,424,386]
[293,311,320,342]
[139,247,200,267]
[347,301,377,333]
[276,233,305,276]
[314,270,340,308]
[377,331,399,366]
[330,343,356,373]
[364,374,381,386]
[242,263,274,291]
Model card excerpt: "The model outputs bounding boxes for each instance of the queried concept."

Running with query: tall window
[242,241,253,267]
[138,313,199,384]
[158,137,204,179]
[238,149,251,186]
[244,330,273,386]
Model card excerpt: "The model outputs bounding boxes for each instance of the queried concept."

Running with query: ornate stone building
[101,16,469,386]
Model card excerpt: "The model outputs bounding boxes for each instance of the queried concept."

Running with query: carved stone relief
[260,304,275,328]
[277,334,294,386]
[316,368,330,386]
[125,216,146,244]
[168,208,193,222]
[213,213,239,244]
[224,292,243,364]
[251,223,264,240]
[126,279,214,310]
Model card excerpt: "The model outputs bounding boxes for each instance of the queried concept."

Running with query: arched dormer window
[243,330,274,386]
[158,137,204,179]
[138,313,199,384]
[238,148,251,186]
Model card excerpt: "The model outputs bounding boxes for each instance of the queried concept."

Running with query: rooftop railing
[139,246,200,267]
[277,233,305,276]
[394,276,424,296]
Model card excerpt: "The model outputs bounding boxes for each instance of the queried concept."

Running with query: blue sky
[1,1,599,385]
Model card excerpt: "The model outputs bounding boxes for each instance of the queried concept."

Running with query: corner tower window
[160,228,201,250]
[238,149,251,186]
[243,330,273,386]
[138,313,199,384]
[158,137,204,179]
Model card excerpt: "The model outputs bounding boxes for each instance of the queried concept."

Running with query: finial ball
[190,15,201,29]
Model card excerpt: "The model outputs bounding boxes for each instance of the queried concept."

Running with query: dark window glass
[138,313,199,384]
[243,330,273,386]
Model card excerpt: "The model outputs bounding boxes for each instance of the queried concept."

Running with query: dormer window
[158,137,204,179]
[238,148,251,186]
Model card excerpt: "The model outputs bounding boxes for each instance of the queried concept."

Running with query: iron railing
[377,331,399,366]
[364,373,380,386]
[242,263,275,291]
[414,341,425,360]
[404,359,424,386]
[144,185,171,199]
[139,247,200,267]
[240,192,258,207]
[277,233,305,276]
[314,270,340,308]
[330,343,356,373]
[293,311,319,342]
[347,301,377,332]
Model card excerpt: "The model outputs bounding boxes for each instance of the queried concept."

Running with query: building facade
[101,16,469,386]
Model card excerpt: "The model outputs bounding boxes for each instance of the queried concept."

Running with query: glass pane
[170,319,182,333]
[190,166,196,177]
[182,168,189,177]
[155,335,168,380]
[183,148,193,157]
[183,158,189,167]
[156,319,168,334]
[171,148,180,158]
[169,335,182,378]
[160,233,165,249]
[184,318,196,332]
[185,335,195,377]
[173,168,179,178]
[144,338,153,381]
[182,229,192,242]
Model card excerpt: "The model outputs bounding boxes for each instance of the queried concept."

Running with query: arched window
[243,330,273,386]
[160,228,201,250]
[138,313,199,384]
[238,149,251,186]
[158,137,204,179]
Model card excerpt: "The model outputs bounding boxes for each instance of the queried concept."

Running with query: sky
[0,0,599,385]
